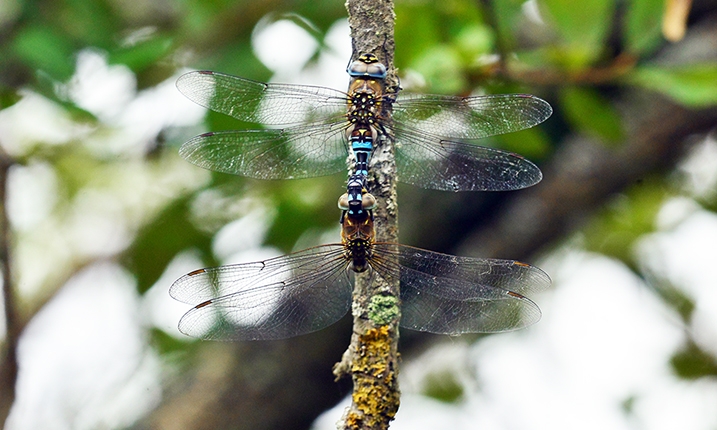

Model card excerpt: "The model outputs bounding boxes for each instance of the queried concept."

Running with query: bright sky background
[1,16,717,430]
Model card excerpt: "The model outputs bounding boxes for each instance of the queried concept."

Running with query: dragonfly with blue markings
[170,175,550,340]
[176,54,552,192]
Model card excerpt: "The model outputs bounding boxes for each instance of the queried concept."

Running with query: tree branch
[0,148,17,425]
[334,1,401,429]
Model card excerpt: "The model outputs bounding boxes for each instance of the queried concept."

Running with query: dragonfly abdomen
[340,179,376,273]
[347,125,375,177]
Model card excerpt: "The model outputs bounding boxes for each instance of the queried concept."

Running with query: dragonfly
[170,176,550,340]
[176,54,552,192]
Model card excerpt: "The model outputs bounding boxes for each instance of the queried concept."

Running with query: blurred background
[1,0,717,428]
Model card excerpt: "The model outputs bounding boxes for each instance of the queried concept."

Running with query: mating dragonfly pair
[170,54,552,340]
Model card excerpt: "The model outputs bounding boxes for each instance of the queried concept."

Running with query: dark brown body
[341,210,375,273]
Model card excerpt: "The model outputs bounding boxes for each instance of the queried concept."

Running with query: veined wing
[170,245,352,340]
[393,93,552,141]
[370,244,550,334]
[179,122,350,179]
[393,127,543,191]
[176,71,349,126]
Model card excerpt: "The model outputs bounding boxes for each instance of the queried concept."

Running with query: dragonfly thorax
[347,80,384,125]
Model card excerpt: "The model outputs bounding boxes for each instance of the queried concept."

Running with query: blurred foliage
[495,126,552,160]
[671,341,717,379]
[626,65,717,107]
[651,281,696,324]
[2,0,717,426]
[421,370,465,403]
[124,195,214,294]
[582,177,669,266]
[623,0,665,54]
[540,0,614,67]
[559,86,625,144]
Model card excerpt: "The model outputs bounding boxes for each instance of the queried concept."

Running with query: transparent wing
[393,93,552,140]
[370,244,551,334]
[170,245,352,340]
[179,122,350,179]
[176,71,349,126]
[393,127,543,191]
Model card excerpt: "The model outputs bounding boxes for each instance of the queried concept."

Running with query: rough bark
[332,0,401,429]
[0,150,16,425]
[0,151,15,422]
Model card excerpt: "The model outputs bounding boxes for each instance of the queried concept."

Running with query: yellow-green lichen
[348,326,400,428]
[367,294,400,326]
[344,411,363,429]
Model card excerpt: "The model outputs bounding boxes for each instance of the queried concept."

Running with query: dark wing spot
[188,268,207,276]
[195,300,213,309]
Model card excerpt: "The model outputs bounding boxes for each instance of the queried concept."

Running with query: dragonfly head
[347,53,387,79]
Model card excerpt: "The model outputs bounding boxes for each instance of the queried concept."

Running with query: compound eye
[366,63,387,79]
[348,56,387,78]
[362,193,377,210]
[338,193,350,210]
[347,61,367,77]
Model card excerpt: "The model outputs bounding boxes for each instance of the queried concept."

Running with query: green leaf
[11,25,76,80]
[294,2,347,31]
[539,0,615,66]
[410,45,466,94]
[150,328,193,355]
[122,196,214,294]
[671,342,717,380]
[495,127,552,160]
[208,44,270,82]
[652,282,695,323]
[491,0,525,50]
[560,86,625,144]
[264,178,340,252]
[455,24,494,61]
[623,0,664,54]
[583,178,668,264]
[422,371,464,403]
[626,65,717,107]
[395,3,442,68]
[396,0,484,68]
[0,88,22,110]
[60,0,117,49]
[109,36,174,73]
